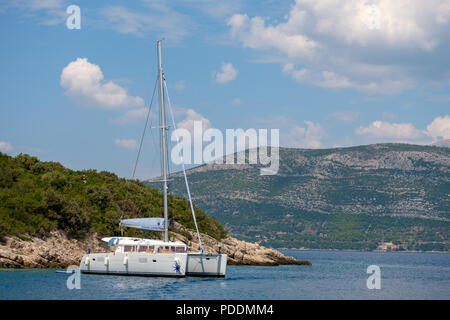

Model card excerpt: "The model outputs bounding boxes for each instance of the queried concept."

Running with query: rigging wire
[163,79,204,251]
[132,77,158,179]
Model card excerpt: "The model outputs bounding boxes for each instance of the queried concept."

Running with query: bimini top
[102,237,186,247]
[120,218,167,232]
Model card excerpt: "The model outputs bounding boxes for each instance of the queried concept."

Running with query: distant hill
[0,152,227,241]
[432,139,450,147]
[148,143,450,251]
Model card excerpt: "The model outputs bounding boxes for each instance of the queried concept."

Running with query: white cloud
[231,98,242,105]
[382,112,398,121]
[228,13,319,60]
[355,121,425,141]
[182,0,244,19]
[0,141,13,152]
[281,60,414,95]
[100,5,191,41]
[60,58,144,110]
[436,1,450,24]
[177,108,212,136]
[213,63,238,84]
[285,121,326,148]
[300,0,440,51]
[109,107,155,125]
[228,0,450,94]
[174,80,186,90]
[426,115,450,140]
[330,110,360,122]
[355,116,450,143]
[114,138,138,149]
[0,0,66,25]
[252,115,326,148]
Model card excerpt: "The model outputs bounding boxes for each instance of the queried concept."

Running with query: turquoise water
[0,250,448,299]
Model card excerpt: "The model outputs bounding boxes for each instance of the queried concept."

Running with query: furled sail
[120,218,167,232]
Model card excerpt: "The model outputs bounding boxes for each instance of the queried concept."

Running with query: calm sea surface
[0,250,448,300]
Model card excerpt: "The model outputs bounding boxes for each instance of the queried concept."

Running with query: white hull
[186,253,227,277]
[80,253,187,277]
[79,252,227,277]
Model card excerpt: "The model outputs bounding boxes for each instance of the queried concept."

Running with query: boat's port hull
[186,253,227,277]
[80,252,187,277]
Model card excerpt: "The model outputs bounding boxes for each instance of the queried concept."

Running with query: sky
[0,0,449,179]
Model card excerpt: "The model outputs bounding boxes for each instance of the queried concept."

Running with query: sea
[0,250,448,300]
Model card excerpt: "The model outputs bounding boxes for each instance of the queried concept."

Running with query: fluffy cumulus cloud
[426,115,450,140]
[60,58,144,110]
[355,121,425,141]
[285,121,326,148]
[114,138,138,149]
[177,108,212,136]
[253,115,326,148]
[213,63,238,84]
[228,0,450,93]
[0,141,13,152]
[355,115,450,143]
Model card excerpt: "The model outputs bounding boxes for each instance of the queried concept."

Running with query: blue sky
[0,0,449,179]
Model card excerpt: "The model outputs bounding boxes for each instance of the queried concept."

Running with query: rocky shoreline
[0,225,311,268]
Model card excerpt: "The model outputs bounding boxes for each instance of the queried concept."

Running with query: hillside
[0,152,309,267]
[0,152,226,241]
[432,139,450,148]
[150,143,450,251]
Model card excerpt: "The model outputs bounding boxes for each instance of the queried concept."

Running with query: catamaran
[79,40,227,277]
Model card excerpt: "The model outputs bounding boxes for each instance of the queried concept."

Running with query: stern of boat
[186,253,227,277]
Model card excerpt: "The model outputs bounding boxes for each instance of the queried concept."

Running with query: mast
[157,40,169,243]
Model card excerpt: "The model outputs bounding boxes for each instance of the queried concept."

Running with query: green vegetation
[0,152,227,241]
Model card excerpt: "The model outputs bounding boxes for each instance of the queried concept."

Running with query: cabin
[103,237,188,254]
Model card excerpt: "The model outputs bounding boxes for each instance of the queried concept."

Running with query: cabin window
[124,245,134,252]
[146,246,154,253]
[138,246,147,252]
[171,246,176,252]
[165,246,170,250]
[175,247,185,253]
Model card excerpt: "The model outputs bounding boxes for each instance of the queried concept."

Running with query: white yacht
[79,40,227,277]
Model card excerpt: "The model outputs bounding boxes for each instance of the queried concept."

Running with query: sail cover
[120,218,167,232]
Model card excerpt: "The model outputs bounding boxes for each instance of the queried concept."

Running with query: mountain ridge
[149,143,450,251]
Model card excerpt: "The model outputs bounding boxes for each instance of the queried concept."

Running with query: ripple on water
[0,250,448,300]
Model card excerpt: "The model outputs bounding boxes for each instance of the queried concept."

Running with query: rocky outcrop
[0,231,106,268]
[0,227,311,268]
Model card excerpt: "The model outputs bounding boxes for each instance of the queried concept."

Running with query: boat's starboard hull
[186,253,227,277]
[79,252,228,277]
